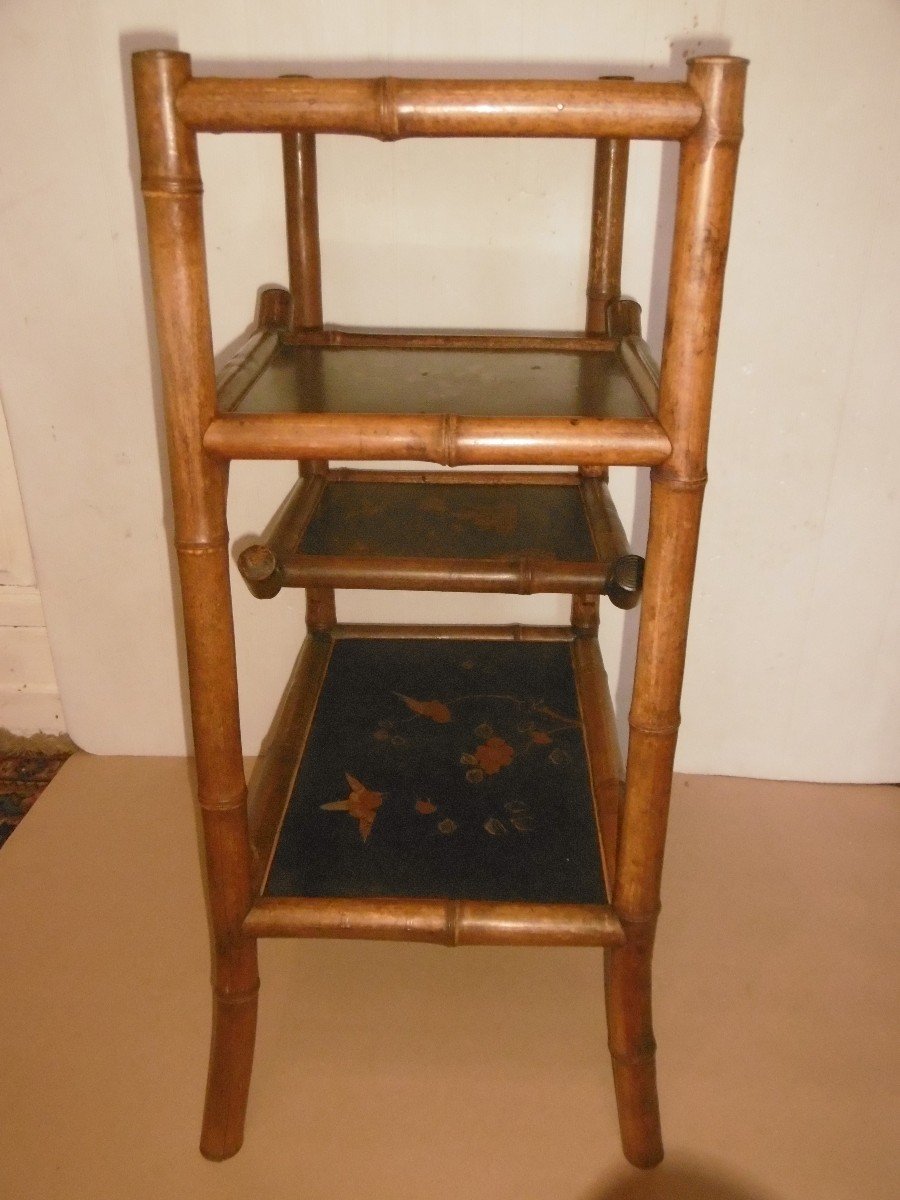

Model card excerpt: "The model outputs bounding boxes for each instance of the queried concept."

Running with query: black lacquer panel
[237,344,646,420]
[300,481,598,562]
[266,638,606,905]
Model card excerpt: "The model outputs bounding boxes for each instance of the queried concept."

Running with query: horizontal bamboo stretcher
[176,75,702,140]
[244,624,624,948]
[237,468,644,607]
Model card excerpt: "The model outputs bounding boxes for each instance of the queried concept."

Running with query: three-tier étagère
[133,51,746,1168]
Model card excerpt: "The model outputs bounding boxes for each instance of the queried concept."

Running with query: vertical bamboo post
[132,50,259,1161]
[576,81,630,553]
[283,116,323,332]
[282,105,334,628]
[606,56,747,1169]
[585,79,630,337]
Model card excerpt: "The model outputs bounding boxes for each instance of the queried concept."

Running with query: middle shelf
[237,468,644,607]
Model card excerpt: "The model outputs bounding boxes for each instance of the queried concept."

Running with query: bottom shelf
[246,625,623,947]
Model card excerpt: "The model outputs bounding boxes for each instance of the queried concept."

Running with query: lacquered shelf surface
[263,636,608,907]
[233,342,650,421]
[301,478,597,561]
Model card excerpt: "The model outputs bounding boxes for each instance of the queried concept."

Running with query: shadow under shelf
[244,625,624,948]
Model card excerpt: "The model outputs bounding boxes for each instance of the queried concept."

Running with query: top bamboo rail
[176,74,702,140]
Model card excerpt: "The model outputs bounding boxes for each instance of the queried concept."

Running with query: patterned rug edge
[0,729,78,850]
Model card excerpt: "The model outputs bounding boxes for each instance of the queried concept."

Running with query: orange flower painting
[396,694,452,723]
[320,773,383,841]
[473,736,515,775]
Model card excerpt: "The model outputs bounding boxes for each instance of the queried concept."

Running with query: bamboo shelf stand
[133,50,747,1170]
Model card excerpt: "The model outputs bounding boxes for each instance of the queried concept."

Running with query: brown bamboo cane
[606,55,747,1169]
[585,79,630,337]
[282,328,615,351]
[280,118,334,625]
[216,287,290,414]
[576,112,625,606]
[575,85,629,586]
[202,411,671,466]
[132,49,259,1162]
[176,76,702,141]
[243,896,623,947]
[282,125,323,332]
[573,87,628,619]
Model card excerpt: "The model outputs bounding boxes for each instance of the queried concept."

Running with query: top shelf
[206,303,668,469]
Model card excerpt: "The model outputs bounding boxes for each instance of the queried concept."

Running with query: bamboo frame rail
[216,288,289,412]
[282,328,616,351]
[243,896,624,947]
[617,333,660,414]
[177,76,702,141]
[133,46,747,1172]
[247,631,333,893]
[204,411,671,466]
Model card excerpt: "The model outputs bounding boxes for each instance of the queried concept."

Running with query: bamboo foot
[604,918,663,1168]
[200,977,260,1160]
[609,1049,663,1168]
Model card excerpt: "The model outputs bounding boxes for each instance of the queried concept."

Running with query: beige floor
[1,756,897,1200]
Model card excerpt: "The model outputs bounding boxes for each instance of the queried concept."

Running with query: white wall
[0,1,897,780]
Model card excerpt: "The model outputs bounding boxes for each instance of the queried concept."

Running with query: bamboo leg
[202,931,260,1159]
[133,50,260,1161]
[607,56,747,1168]
[604,916,661,1167]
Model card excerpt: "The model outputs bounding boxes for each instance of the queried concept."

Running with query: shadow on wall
[586,1154,781,1200]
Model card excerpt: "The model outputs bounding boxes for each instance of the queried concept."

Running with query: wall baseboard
[0,585,45,628]
[0,688,65,735]
[0,585,64,734]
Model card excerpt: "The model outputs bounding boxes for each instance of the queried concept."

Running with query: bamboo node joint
[650,468,708,491]
[214,981,261,1006]
[141,175,203,197]
[176,535,229,554]
[377,77,401,141]
[628,718,680,737]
